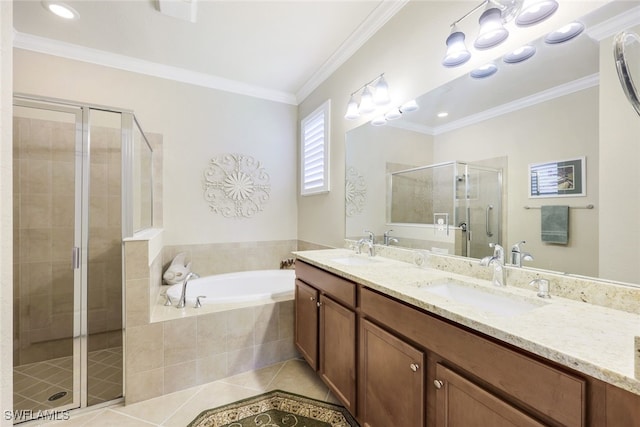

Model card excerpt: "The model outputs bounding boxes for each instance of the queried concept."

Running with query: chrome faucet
[510,240,534,267]
[480,243,506,287]
[383,230,399,246]
[176,272,200,308]
[356,230,376,257]
[529,278,551,298]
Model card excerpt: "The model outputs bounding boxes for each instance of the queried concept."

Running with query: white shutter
[301,100,330,195]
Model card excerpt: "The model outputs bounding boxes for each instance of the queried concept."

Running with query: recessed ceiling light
[42,1,79,20]
[503,45,536,64]
[437,112,449,118]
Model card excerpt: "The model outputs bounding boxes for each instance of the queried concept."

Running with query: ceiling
[13,0,407,105]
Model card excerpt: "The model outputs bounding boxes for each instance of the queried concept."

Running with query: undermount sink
[331,256,380,266]
[420,279,545,317]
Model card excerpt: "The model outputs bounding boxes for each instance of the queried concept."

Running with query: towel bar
[524,204,594,210]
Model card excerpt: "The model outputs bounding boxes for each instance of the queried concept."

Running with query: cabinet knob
[316,301,322,308]
[309,296,315,301]
[410,363,420,372]
[434,379,444,389]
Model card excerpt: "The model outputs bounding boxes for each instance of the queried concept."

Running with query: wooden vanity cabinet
[294,261,357,414]
[359,319,425,427]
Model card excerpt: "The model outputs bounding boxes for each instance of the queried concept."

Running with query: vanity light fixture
[443,27,472,67]
[503,44,536,63]
[475,7,509,50]
[344,74,393,120]
[470,62,498,78]
[42,1,79,19]
[515,0,558,27]
[545,21,584,44]
[384,107,403,121]
[442,0,559,68]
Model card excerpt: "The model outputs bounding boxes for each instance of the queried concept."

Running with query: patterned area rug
[187,390,359,427]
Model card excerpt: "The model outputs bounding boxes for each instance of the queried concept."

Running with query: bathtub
[166,269,295,306]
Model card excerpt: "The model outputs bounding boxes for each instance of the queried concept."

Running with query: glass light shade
[373,76,391,106]
[400,100,419,113]
[503,45,536,63]
[344,95,360,120]
[371,116,387,126]
[470,63,498,78]
[442,31,471,67]
[358,86,376,114]
[474,8,509,50]
[545,22,584,44]
[516,0,558,27]
[385,107,403,121]
[42,1,79,19]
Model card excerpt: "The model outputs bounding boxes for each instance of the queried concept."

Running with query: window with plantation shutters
[300,100,330,195]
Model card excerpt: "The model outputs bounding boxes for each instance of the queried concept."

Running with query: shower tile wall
[12,116,123,366]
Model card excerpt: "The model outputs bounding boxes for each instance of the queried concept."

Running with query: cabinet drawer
[295,261,356,308]
[361,287,586,427]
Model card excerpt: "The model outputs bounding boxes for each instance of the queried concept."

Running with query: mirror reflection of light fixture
[442,27,471,67]
[516,0,559,27]
[545,21,584,45]
[475,7,509,50]
[371,116,387,126]
[470,62,498,78]
[344,74,393,120]
[42,1,80,19]
[503,44,536,63]
[400,99,419,113]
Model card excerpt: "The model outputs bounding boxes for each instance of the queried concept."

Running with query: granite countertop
[294,248,640,396]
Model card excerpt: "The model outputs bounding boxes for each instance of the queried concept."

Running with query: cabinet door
[434,363,545,427]
[319,295,356,414]
[360,319,425,427]
[295,279,319,370]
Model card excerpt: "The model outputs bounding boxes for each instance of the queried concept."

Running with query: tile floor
[26,358,336,427]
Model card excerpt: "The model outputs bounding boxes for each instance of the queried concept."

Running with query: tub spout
[176,272,200,308]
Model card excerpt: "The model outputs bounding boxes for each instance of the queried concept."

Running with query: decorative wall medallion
[345,166,367,217]
[203,153,271,218]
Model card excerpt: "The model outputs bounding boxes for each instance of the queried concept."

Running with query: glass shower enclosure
[12,95,153,422]
[389,161,502,259]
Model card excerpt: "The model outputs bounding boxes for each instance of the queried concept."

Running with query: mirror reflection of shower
[388,161,502,259]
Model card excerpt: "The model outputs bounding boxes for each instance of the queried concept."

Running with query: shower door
[464,165,502,260]
[12,99,124,422]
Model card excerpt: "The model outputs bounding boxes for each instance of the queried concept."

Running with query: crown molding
[295,0,409,104]
[13,31,298,105]
[431,73,599,136]
[586,4,640,41]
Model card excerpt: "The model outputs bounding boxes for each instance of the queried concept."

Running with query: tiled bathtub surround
[123,236,308,403]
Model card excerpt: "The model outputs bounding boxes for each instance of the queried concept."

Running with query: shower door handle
[71,247,80,270]
[486,205,494,237]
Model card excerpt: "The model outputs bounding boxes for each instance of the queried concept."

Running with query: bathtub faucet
[176,272,200,309]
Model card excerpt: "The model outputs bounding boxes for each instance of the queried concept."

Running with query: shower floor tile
[13,346,123,420]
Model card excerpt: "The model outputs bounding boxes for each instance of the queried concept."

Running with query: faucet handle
[164,294,173,306]
[364,229,375,243]
[529,279,550,298]
[511,240,526,252]
[195,295,206,308]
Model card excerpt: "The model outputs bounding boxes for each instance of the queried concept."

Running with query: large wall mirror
[346,0,640,286]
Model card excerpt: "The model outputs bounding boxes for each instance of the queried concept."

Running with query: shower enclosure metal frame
[12,93,153,418]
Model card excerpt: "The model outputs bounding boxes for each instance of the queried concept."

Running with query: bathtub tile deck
[28,358,337,427]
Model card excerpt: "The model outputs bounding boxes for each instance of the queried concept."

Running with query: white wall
[599,25,640,283]
[0,1,12,424]
[13,50,298,246]
[297,1,604,248]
